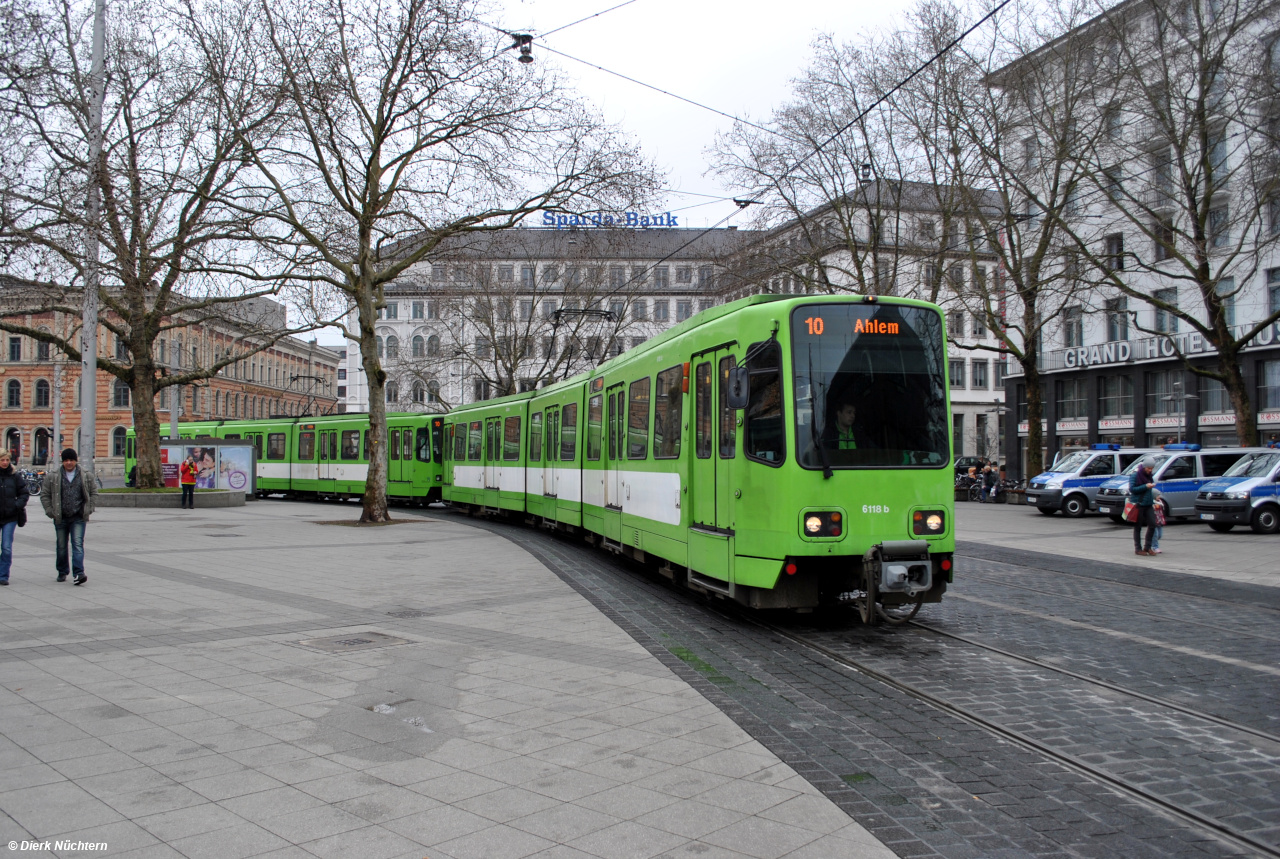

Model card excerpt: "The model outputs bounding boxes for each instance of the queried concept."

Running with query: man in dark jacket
[0,449,30,585]
[40,448,97,585]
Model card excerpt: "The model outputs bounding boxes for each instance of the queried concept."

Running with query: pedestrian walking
[0,449,31,586]
[40,448,97,585]
[180,455,198,509]
[1130,458,1158,556]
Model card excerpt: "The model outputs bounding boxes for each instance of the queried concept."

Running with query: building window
[112,380,130,408]
[427,335,440,357]
[34,379,49,408]
[1063,306,1083,348]
[1207,128,1228,179]
[8,337,20,362]
[5,380,19,408]
[1216,278,1236,327]
[1145,370,1183,416]
[1153,217,1175,262]
[1154,288,1178,333]
[520,265,534,288]
[498,264,513,282]
[1208,205,1229,248]
[1269,269,1280,315]
[1105,297,1128,341]
[1104,165,1124,201]
[950,359,966,389]
[37,341,50,361]
[1260,360,1280,410]
[972,361,989,390]
[1104,233,1124,271]
[386,383,398,403]
[1099,375,1133,418]
[337,386,347,398]
[112,427,127,457]
[632,300,647,321]
[676,301,692,322]
[1199,376,1231,413]
[652,301,669,322]
[1103,103,1122,140]
[676,266,692,284]
[610,266,627,289]
[947,311,965,337]
[994,359,1006,388]
[1057,378,1088,419]
[653,266,670,289]
[412,301,424,319]
[338,368,347,380]
[412,336,424,357]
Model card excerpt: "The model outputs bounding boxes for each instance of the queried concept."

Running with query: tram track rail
[749,615,1280,859]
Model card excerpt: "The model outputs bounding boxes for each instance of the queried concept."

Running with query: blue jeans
[54,518,86,578]
[0,520,15,581]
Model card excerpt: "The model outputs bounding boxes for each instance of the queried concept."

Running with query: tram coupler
[865,540,932,597]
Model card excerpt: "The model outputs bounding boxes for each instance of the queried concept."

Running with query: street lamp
[1160,380,1198,444]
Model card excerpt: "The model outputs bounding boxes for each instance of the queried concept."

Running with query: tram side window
[363,431,370,461]
[403,428,413,461]
[529,412,543,462]
[340,430,360,460]
[695,363,712,459]
[561,403,578,461]
[547,408,560,460]
[390,429,400,460]
[628,377,650,459]
[452,424,466,461]
[329,431,338,461]
[127,438,135,459]
[587,395,603,461]
[267,433,287,460]
[253,434,263,460]
[485,420,497,462]
[718,357,737,458]
[298,431,315,460]
[744,342,784,465]
[417,427,431,462]
[467,421,482,461]
[319,432,327,460]
[503,417,521,461]
[654,365,683,459]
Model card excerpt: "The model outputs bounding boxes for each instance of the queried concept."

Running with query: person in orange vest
[180,455,198,509]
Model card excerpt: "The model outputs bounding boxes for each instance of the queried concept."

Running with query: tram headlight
[800,511,843,538]
[912,509,946,536]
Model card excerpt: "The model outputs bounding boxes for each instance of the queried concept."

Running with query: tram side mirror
[726,367,750,410]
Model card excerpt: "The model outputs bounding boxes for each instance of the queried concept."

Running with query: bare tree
[204,0,657,521]
[1059,0,1280,445]
[0,0,307,486]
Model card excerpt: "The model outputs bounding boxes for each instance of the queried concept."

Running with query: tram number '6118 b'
[863,504,891,514]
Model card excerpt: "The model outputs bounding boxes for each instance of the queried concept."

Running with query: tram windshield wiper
[809,345,834,480]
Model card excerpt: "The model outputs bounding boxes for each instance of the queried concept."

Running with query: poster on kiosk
[160,444,254,496]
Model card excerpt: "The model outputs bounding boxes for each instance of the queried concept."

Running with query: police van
[1193,446,1280,534]
[1094,444,1265,521]
[1025,444,1157,517]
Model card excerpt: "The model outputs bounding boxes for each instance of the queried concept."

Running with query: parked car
[1025,444,1157,517]
[1094,444,1266,521]
[1194,447,1280,533]
[954,456,986,477]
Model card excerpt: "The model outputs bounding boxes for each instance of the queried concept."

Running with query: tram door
[543,407,560,498]
[688,351,736,582]
[601,384,625,542]
[316,430,336,496]
[483,417,501,506]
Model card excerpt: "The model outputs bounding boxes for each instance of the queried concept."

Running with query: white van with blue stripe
[1193,446,1280,534]
[1025,444,1157,517]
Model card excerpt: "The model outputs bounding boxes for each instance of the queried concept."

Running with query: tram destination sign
[542,211,679,229]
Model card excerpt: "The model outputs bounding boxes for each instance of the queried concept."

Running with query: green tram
[443,293,956,622]
[125,412,446,504]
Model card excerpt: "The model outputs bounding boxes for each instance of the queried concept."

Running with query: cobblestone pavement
[432,508,1277,859]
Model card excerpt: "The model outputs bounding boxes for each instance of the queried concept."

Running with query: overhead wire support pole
[81,0,107,475]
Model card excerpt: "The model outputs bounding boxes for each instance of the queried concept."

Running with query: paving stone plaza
[0,504,892,859]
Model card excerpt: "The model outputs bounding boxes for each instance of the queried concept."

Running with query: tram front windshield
[792,303,948,469]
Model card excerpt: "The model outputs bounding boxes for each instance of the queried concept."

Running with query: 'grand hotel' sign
[1056,323,1280,370]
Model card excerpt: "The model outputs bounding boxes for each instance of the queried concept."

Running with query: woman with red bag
[1129,459,1158,556]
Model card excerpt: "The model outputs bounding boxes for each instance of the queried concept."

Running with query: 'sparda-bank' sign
[542,211,679,229]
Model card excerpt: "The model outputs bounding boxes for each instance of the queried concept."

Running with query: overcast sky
[309,0,918,344]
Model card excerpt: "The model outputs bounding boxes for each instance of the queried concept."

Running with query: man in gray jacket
[40,448,97,585]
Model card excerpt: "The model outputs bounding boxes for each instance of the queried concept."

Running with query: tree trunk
[131,361,164,488]
[358,300,391,522]
[1219,351,1256,447]
[1024,361,1045,479]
